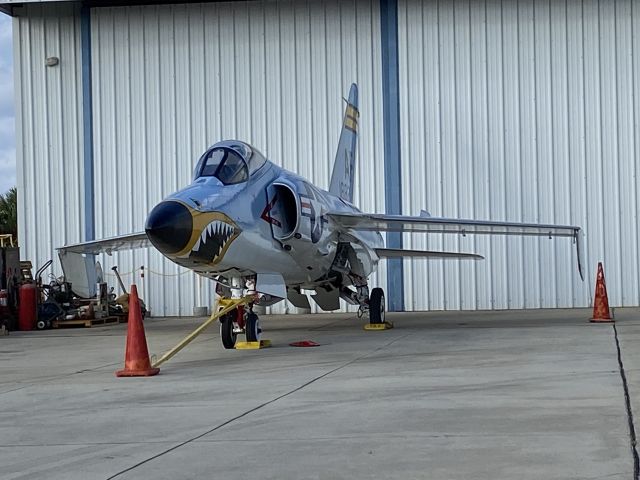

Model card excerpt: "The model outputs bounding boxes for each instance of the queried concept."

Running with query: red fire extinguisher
[19,284,37,331]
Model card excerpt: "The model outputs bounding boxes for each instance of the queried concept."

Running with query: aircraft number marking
[261,194,282,227]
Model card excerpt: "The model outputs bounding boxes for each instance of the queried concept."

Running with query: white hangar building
[2,0,638,316]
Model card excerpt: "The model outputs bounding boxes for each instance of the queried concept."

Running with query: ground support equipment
[235,340,272,349]
[364,321,394,331]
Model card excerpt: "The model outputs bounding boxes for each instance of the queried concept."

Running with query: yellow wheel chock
[363,321,394,331]
[234,340,272,350]
[152,296,253,368]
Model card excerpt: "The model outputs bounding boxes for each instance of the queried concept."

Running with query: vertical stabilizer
[329,83,359,202]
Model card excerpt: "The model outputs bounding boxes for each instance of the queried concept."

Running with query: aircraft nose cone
[145,201,193,254]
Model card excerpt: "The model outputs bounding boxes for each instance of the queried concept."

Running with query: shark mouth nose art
[188,219,238,263]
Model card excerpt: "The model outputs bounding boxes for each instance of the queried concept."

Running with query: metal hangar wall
[12,0,387,316]
[8,0,640,315]
[398,0,639,311]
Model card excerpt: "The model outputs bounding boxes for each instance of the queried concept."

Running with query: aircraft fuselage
[145,149,383,289]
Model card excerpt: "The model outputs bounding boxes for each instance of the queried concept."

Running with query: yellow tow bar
[151,297,252,368]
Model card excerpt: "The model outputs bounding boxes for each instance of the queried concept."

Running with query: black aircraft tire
[220,312,237,349]
[369,288,385,324]
[245,312,260,342]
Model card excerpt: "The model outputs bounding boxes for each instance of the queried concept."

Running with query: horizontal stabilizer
[375,248,483,260]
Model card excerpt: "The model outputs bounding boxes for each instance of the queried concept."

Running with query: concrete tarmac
[1,308,639,480]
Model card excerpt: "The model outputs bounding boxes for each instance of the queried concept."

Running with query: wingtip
[575,229,585,281]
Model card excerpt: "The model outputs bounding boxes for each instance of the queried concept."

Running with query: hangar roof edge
[1,0,248,16]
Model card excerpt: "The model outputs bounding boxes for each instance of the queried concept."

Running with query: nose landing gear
[218,299,269,349]
[244,311,261,342]
[151,295,252,368]
[219,310,238,349]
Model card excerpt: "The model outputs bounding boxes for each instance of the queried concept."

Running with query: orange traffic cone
[591,262,613,323]
[116,285,160,377]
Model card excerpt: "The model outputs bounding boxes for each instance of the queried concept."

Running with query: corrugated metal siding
[14,4,84,281]
[90,0,384,316]
[18,0,638,316]
[398,0,639,310]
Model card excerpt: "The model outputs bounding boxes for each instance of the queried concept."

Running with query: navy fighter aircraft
[59,84,583,349]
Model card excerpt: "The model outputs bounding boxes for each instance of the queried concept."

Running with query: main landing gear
[368,287,385,324]
[361,287,393,331]
[342,277,392,330]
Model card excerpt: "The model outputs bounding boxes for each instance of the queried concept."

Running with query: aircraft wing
[55,232,151,299]
[57,232,151,255]
[328,212,584,280]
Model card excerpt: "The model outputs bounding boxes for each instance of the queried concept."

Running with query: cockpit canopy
[193,141,267,185]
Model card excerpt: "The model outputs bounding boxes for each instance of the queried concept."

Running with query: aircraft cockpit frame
[193,141,267,185]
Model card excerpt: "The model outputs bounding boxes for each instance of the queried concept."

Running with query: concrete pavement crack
[0,361,122,395]
[613,324,640,480]
[105,332,411,480]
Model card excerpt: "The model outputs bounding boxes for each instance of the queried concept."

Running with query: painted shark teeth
[189,220,236,263]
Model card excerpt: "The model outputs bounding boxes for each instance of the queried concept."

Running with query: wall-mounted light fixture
[45,57,59,67]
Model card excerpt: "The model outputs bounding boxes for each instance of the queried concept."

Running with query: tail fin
[329,83,359,202]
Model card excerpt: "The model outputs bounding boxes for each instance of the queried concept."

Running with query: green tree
[0,187,18,243]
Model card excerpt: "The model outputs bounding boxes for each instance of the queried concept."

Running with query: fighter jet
[59,84,584,349]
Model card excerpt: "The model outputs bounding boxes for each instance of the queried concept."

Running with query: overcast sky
[0,14,15,196]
